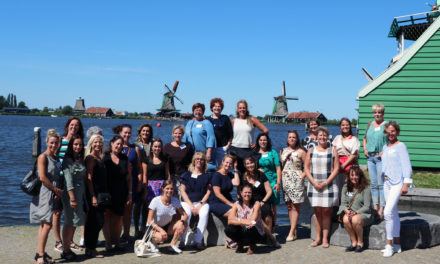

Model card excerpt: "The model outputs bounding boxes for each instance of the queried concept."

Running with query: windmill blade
[164,84,173,93]
[362,67,374,82]
[282,81,286,96]
[285,97,299,100]
[172,81,179,93]
[174,95,184,104]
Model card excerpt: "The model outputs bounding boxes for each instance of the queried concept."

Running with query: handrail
[394,10,439,19]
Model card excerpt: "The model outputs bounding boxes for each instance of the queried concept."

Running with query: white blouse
[333,135,360,156]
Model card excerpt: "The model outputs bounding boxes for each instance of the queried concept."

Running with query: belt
[368,152,378,156]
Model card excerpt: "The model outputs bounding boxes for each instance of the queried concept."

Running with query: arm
[194,184,212,214]
[176,206,189,223]
[126,161,133,205]
[299,149,307,180]
[356,188,373,215]
[86,157,98,207]
[180,183,194,209]
[304,148,320,190]
[337,185,350,215]
[251,116,269,134]
[225,116,233,149]
[262,180,273,204]
[147,208,167,239]
[213,186,234,207]
[227,203,241,226]
[63,159,77,209]
[165,161,171,180]
[399,143,413,194]
[205,120,216,161]
[142,162,148,200]
[273,150,281,193]
[135,146,143,192]
[231,169,240,186]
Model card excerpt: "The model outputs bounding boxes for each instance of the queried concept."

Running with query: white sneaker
[169,245,182,254]
[147,241,159,253]
[393,244,402,253]
[382,244,394,258]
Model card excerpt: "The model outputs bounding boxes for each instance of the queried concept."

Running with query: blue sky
[0,1,433,119]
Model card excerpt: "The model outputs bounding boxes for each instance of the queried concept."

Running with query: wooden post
[32,127,41,158]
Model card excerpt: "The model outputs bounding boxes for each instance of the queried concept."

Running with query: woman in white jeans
[381,121,412,258]
[180,152,211,250]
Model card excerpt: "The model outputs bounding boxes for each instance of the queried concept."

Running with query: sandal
[225,239,238,249]
[85,248,104,258]
[310,240,321,247]
[61,250,77,260]
[43,253,55,264]
[70,241,84,252]
[34,253,48,264]
[53,241,63,253]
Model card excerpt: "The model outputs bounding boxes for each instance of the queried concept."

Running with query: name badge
[254,181,261,188]
[374,127,380,131]
[262,154,268,158]
[347,192,354,197]
[196,124,203,128]
[191,174,198,179]
[389,149,396,154]
[180,144,186,150]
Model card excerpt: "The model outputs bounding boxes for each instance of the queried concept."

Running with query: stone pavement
[1,225,439,264]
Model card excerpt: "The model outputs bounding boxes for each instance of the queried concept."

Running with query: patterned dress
[281,148,305,204]
[307,147,338,207]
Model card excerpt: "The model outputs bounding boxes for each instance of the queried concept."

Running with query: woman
[183,103,216,171]
[256,133,281,229]
[164,125,193,198]
[337,166,374,253]
[134,123,153,159]
[113,124,143,241]
[86,126,103,140]
[61,136,86,260]
[225,183,279,255]
[30,129,62,264]
[84,134,106,258]
[305,126,340,248]
[180,152,211,249]
[207,155,240,248]
[230,100,269,175]
[143,138,170,203]
[102,136,132,252]
[333,118,360,200]
[381,121,412,258]
[363,104,388,219]
[207,98,233,167]
[147,180,188,254]
[280,130,306,241]
[242,157,273,233]
[301,118,331,151]
[54,117,84,253]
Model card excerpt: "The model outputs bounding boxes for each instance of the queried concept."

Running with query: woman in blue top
[256,133,281,230]
[113,124,143,241]
[180,152,211,249]
[362,104,388,219]
[207,98,233,168]
[183,103,216,171]
[380,121,412,258]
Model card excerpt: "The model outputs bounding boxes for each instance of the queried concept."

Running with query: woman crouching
[147,180,188,254]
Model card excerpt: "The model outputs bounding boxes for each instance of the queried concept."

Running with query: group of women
[29,100,412,263]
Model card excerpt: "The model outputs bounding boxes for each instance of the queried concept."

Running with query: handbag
[134,224,161,258]
[20,156,46,196]
[97,192,112,206]
[337,190,359,223]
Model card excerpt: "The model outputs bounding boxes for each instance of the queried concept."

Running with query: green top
[258,149,280,184]
[365,121,388,153]
[337,185,374,226]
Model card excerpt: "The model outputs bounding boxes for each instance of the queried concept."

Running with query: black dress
[104,152,129,216]
[242,171,273,218]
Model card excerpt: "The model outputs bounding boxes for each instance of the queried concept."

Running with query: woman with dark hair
[84,134,106,258]
[143,138,170,203]
[242,157,275,238]
[102,135,132,252]
[208,155,240,248]
[305,126,340,248]
[180,152,211,249]
[147,180,188,254]
[380,121,412,257]
[31,129,61,264]
[338,166,373,253]
[183,103,216,171]
[113,124,143,240]
[225,183,279,255]
[134,123,154,160]
[280,130,306,241]
[230,100,268,175]
[164,125,193,199]
[60,136,86,260]
[256,133,281,229]
[207,98,233,167]
[301,118,332,151]
[54,117,85,253]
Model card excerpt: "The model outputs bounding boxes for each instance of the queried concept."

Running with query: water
[1,115,437,226]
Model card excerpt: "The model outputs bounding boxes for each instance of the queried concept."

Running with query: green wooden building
[357,10,440,168]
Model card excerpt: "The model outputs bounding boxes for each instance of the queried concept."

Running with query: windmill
[157,81,184,117]
[269,81,298,123]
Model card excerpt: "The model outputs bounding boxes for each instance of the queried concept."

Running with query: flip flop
[225,239,238,249]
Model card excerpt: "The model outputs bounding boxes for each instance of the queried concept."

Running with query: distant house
[285,112,327,123]
[73,97,86,113]
[114,110,128,116]
[2,107,30,114]
[84,107,113,117]
[180,113,193,120]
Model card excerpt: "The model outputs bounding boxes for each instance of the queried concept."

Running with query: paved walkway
[1,225,439,264]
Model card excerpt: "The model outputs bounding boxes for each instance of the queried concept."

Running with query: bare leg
[311,209,322,246]
[352,215,364,247]
[38,222,52,256]
[287,203,300,239]
[169,219,186,247]
[321,207,332,248]
[112,215,123,247]
[272,205,277,231]
[342,215,357,247]
[52,210,62,243]
[62,225,76,252]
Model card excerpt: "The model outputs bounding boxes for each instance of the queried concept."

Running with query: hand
[401,183,409,195]
[258,168,265,173]
[92,196,98,207]
[313,181,322,191]
[250,143,256,149]
[378,152,383,158]
[70,200,78,210]
[54,188,62,197]
[364,149,369,157]
[191,204,201,216]
[126,194,132,206]
[274,183,280,194]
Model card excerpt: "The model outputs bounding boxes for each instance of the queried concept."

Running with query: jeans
[367,154,385,207]
[213,146,228,168]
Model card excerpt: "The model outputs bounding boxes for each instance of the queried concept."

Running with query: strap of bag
[281,150,293,170]
[189,120,195,146]
[339,137,351,156]
[347,190,360,209]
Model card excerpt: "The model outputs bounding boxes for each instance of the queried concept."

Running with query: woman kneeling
[337,166,374,253]
[147,180,188,254]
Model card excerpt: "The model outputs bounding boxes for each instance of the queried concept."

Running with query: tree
[18,101,27,108]
[61,105,73,115]
[13,95,17,107]
[0,96,5,109]
[42,107,49,113]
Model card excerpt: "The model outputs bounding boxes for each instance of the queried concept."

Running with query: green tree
[61,105,73,115]
[0,96,5,109]
[18,101,27,108]
[42,107,49,113]
[13,95,17,107]
[6,94,11,107]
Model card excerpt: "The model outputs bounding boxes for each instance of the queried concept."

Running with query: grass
[364,170,440,189]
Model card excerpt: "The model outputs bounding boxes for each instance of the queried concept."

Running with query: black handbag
[97,192,112,206]
[20,159,42,196]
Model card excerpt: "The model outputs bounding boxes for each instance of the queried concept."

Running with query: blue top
[365,121,388,153]
[180,171,211,202]
[206,115,233,148]
[382,142,412,185]
[183,119,216,152]
[208,171,234,203]
[122,145,139,190]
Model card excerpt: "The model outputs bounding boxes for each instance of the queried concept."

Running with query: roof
[84,107,111,114]
[286,112,322,119]
[358,15,440,98]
